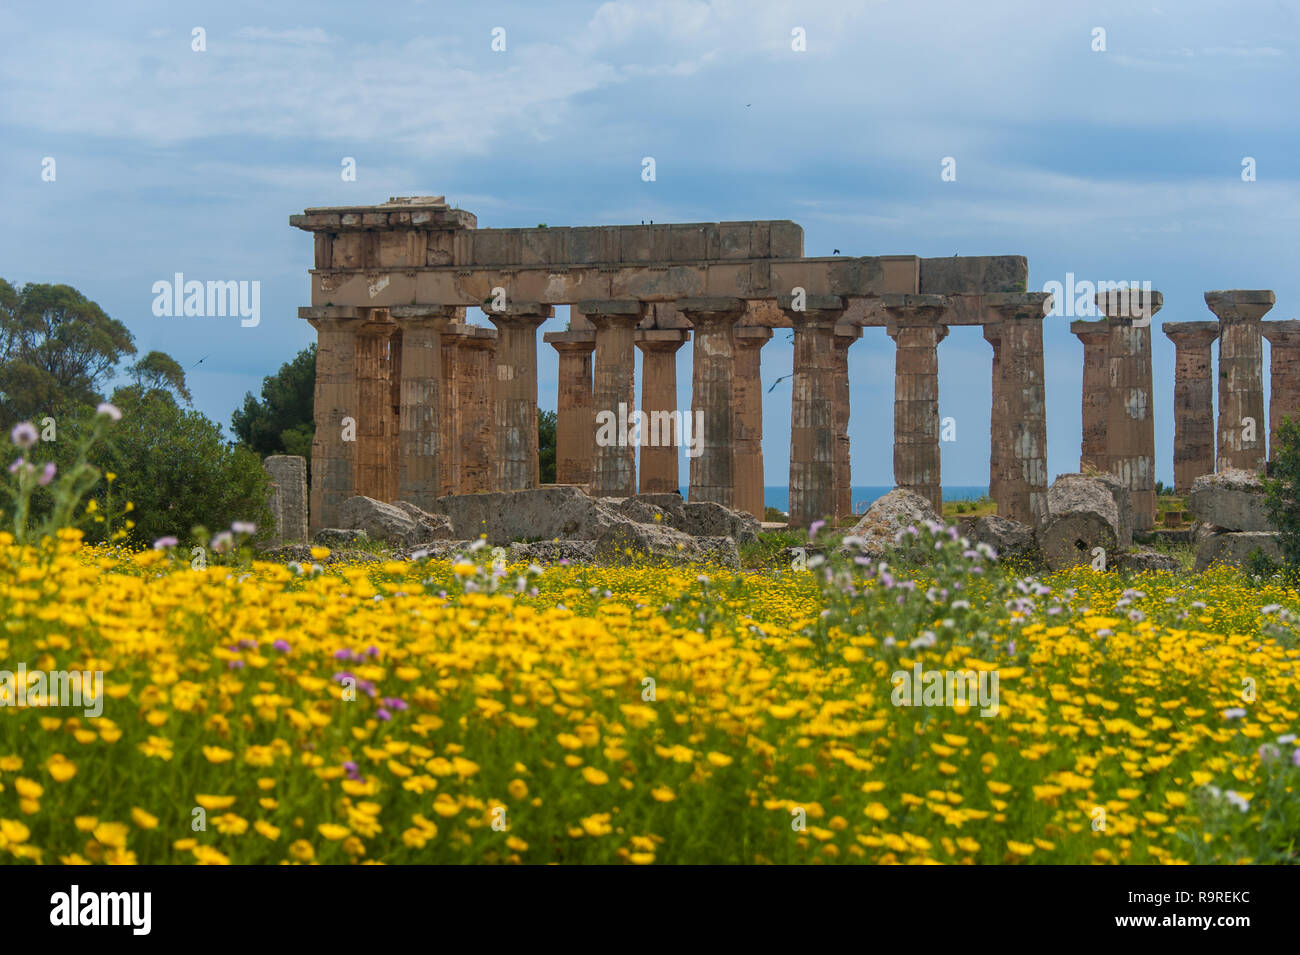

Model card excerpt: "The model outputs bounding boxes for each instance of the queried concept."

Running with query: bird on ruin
[833,249,840,255]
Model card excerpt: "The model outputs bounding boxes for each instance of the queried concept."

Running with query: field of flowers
[2,525,1299,865]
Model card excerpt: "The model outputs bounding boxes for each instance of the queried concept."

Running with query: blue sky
[3,0,1297,487]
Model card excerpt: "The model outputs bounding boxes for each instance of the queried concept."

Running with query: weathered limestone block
[1188,469,1273,532]
[676,500,760,544]
[263,455,308,545]
[971,515,1036,563]
[392,501,456,541]
[594,521,704,564]
[314,528,369,547]
[697,536,741,569]
[617,498,668,525]
[843,488,940,558]
[507,540,598,563]
[1036,474,1121,571]
[627,492,689,526]
[1089,471,1133,550]
[1119,548,1182,573]
[1194,531,1281,572]
[338,496,439,547]
[436,485,625,545]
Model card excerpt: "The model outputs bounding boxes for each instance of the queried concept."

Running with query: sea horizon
[674,485,990,513]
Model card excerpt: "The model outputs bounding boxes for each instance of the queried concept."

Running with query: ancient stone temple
[291,195,1041,530]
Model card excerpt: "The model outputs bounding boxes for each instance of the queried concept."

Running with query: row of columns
[1072,290,1292,533]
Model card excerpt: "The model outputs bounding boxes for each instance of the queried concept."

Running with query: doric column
[583,299,645,497]
[635,329,690,495]
[354,314,397,503]
[1263,320,1300,461]
[1161,321,1219,493]
[985,293,1051,525]
[786,296,847,527]
[485,303,552,491]
[1098,288,1163,533]
[883,294,950,513]
[832,323,861,521]
[390,305,456,510]
[681,297,747,508]
[1206,290,1274,473]
[982,322,1005,503]
[733,325,772,520]
[303,306,366,532]
[545,330,596,487]
[1070,320,1110,472]
[455,327,498,493]
[439,326,463,496]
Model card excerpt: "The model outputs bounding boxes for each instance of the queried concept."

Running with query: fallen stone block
[843,488,940,559]
[676,500,760,543]
[1193,530,1282,572]
[971,515,1037,562]
[1089,471,1133,549]
[1036,474,1120,571]
[1189,469,1274,532]
[263,455,308,545]
[314,528,369,548]
[696,536,741,569]
[336,496,433,547]
[1119,548,1181,573]
[594,521,704,565]
[436,485,625,545]
[393,501,456,542]
[508,540,598,563]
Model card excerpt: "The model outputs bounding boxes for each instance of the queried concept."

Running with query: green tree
[538,408,557,484]
[1262,415,1300,579]
[231,344,316,459]
[126,350,192,404]
[0,280,136,427]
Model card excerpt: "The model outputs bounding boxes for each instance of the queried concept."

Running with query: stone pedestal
[884,294,950,513]
[635,329,689,495]
[264,455,308,545]
[584,299,645,497]
[486,304,552,491]
[786,296,847,527]
[1099,290,1163,532]
[390,305,456,510]
[833,324,861,520]
[1207,290,1274,473]
[985,293,1051,525]
[303,306,366,531]
[546,330,596,487]
[733,325,772,520]
[1161,321,1219,493]
[1070,320,1110,472]
[1263,320,1300,461]
[682,297,747,508]
[454,327,498,493]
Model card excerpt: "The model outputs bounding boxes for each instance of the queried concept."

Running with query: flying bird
[191,355,208,368]
[767,372,793,393]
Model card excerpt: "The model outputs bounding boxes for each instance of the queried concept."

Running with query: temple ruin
[291,196,1291,536]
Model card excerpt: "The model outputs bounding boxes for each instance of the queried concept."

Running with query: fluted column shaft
[1161,322,1218,493]
[455,329,498,493]
[986,293,1051,525]
[586,300,644,498]
[1207,290,1274,473]
[884,295,950,513]
[1263,320,1300,461]
[636,330,689,495]
[1070,321,1109,472]
[547,331,596,487]
[832,324,860,520]
[787,298,846,527]
[486,306,551,491]
[733,325,772,519]
[307,309,366,531]
[391,306,455,511]
[683,297,746,508]
[1099,290,1163,532]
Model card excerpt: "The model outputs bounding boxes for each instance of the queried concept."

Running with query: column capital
[882,293,949,327]
[676,296,747,324]
[580,299,650,328]
[391,304,459,329]
[544,329,597,353]
[734,324,774,346]
[1205,289,1275,323]
[886,322,949,344]
[300,305,368,330]
[983,291,1052,322]
[454,326,498,349]
[483,302,554,327]
[1096,288,1162,323]
[833,323,862,344]
[1070,319,1108,342]
[1262,319,1300,347]
[1161,321,1220,346]
[634,328,690,353]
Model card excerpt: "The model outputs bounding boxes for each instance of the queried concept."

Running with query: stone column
[263,455,308,545]
[584,299,645,497]
[354,315,397,502]
[883,294,950,513]
[733,325,772,520]
[681,297,747,508]
[832,323,861,520]
[389,305,456,511]
[1070,320,1110,472]
[1161,321,1219,493]
[635,329,690,495]
[1263,320,1300,461]
[303,306,366,532]
[982,322,1005,504]
[456,327,498,493]
[786,297,846,527]
[1098,289,1163,533]
[439,326,463,496]
[486,303,552,491]
[985,293,1051,525]
[546,330,596,487]
[1207,290,1274,473]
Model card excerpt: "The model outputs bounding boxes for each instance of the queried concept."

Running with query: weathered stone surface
[508,540,598,563]
[971,515,1036,562]
[402,540,478,561]
[1119,548,1181,573]
[1089,471,1133,550]
[594,521,704,564]
[263,455,308,546]
[1189,469,1272,531]
[436,485,625,545]
[844,489,940,557]
[696,536,741,568]
[1036,474,1121,571]
[264,543,382,565]
[617,499,669,525]
[313,528,369,547]
[392,501,456,541]
[629,492,688,523]
[676,501,760,543]
[1194,531,1281,572]
[337,496,434,546]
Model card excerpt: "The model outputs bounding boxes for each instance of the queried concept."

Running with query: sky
[2,0,1297,489]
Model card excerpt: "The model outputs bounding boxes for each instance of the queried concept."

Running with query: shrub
[1262,415,1300,581]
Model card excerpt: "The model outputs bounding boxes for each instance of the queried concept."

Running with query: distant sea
[673,485,989,513]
